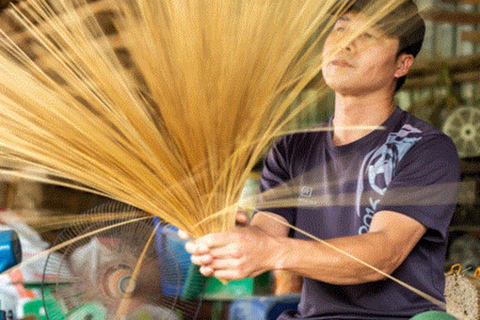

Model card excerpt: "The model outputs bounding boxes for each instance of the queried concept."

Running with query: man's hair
[345,0,426,91]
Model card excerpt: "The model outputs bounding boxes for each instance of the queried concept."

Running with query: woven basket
[445,265,480,320]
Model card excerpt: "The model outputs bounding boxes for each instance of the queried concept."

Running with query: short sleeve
[375,134,460,243]
[255,136,297,225]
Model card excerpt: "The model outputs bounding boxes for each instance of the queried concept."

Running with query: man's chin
[324,79,358,93]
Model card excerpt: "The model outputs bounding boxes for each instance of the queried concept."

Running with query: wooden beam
[403,54,480,88]
[422,10,480,25]
[404,70,480,88]
[447,70,480,82]
[462,31,480,42]
[410,54,480,75]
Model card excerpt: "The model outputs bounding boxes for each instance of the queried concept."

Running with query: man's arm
[187,210,426,284]
[276,210,427,284]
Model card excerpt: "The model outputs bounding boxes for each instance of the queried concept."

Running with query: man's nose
[341,36,356,53]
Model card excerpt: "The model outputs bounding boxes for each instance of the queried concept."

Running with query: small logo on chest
[300,186,313,197]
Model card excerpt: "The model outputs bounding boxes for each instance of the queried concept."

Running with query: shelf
[422,10,480,25]
[413,54,480,75]
[404,54,480,89]
[405,70,480,88]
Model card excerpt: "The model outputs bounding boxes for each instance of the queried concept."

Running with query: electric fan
[41,202,205,320]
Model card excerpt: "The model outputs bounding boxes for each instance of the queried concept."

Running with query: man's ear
[394,53,414,79]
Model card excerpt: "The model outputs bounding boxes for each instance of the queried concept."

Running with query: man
[185,1,461,318]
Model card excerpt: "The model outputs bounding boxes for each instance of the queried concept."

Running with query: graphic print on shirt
[356,124,422,234]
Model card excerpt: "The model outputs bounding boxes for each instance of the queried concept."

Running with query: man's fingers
[208,258,242,270]
[195,232,235,248]
[197,259,245,279]
[199,266,215,277]
[209,243,242,259]
[198,264,243,280]
[210,269,244,281]
[235,210,250,226]
[185,241,210,255]
[178,229,190,240]
[190,253,213,266]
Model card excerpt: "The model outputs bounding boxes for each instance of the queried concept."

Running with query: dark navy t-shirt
[257,107,460,320]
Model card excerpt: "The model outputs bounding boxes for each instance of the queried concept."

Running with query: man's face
[322,12,403,96]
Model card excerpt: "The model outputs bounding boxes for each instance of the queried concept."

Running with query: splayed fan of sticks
[0,0,449,318]
[0,0,406,237]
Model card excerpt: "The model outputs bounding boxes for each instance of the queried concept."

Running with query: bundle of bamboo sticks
[0,0,407,238]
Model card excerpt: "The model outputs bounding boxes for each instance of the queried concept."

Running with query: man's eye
[363,33,374,39]
[335,26,345,31]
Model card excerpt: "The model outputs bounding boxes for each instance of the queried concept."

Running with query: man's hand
[178,210,289,281]
[185,225,282,280]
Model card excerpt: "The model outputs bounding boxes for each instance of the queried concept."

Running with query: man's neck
[332,91,396,146]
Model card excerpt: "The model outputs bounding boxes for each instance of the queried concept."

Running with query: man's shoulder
[395,109,456,149]
[392,109,459,171]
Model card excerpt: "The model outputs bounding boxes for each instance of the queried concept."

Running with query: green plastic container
[410,311,459,320]
[203,277,254,299]
[201,271,272,300]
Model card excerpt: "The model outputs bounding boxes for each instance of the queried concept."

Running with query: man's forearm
[272,231,401,285]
